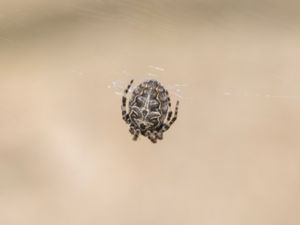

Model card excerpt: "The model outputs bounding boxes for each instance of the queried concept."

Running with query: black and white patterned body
[122,79,179,143]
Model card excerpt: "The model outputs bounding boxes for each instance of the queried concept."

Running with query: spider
[121,79,179,143]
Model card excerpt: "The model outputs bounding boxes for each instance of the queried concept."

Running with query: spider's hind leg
[146,130,158,143]
[121,79,134,123]
[162,100,179,132]
[133,129,140,141]
[166,91,173,122]
[156,131,163,140]
[129,126,140,141]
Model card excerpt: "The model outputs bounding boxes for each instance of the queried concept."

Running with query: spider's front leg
[121,79,134,123]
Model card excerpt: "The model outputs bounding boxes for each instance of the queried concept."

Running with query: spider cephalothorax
[121,79,179,143]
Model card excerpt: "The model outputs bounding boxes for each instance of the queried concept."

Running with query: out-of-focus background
[1,0,300,224]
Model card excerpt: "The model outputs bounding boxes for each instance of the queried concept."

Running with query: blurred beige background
[1,0,300,225]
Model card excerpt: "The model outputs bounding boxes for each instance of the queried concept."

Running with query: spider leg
[156,130,163,140]
[167,111,173,122]
[151,131,158,143]
[129,125,135,135]
[146,130,157,143]
[166,91,173,122]
[121,79,134,123]
[162,100,179,132]
[151,138,157,143]
[149,135,157,143]
[129,125,140,141]
[133,129,140,141]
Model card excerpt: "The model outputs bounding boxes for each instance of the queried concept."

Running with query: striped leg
[166,91,173,122]
[162,100,179,132]
[121,79,134,123]
[156,131,163,140]
[146,130,157,143]
[130,125,140,141]
[133,129,140,141]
